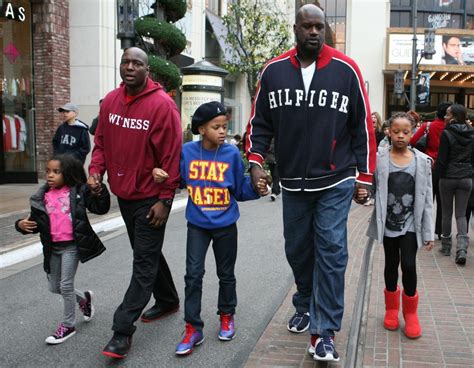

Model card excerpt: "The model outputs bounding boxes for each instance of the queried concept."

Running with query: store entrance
[1,0,37,183]
[386,88,474,121]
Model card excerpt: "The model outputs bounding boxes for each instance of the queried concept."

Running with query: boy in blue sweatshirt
[152,101,268,356]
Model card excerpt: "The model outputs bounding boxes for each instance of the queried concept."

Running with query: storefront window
[1,0,35,179]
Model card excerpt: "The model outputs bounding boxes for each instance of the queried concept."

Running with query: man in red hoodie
[88,47,182,358]
[410,101,452,238]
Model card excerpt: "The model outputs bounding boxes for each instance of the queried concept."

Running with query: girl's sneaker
[175,323,204,355]
[218,313,235,341]
[79,290,94,322]
[45,323,76,345]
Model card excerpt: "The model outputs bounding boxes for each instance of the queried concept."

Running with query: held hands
[353,183,371,204]
[87,173,102,196]
[424,241,434,251]
[18,216,37,233]
[256,178,271,196]
[250,165,272,197]
[152,168,169,183]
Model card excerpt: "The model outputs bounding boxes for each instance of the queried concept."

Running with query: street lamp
[117,0,139,49]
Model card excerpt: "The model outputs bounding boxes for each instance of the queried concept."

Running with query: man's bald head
[296,4,325,24]
[123,47,149,66]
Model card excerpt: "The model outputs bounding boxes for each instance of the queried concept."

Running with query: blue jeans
[184,222,238,329]
[282,179,354,337]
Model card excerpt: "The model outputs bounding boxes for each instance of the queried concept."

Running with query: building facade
[0,0,294,183]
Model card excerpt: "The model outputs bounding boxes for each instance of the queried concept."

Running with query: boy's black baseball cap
[191,101,227,134]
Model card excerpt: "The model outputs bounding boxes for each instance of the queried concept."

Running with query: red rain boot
[383,287,400,330]
[402,290,422,338]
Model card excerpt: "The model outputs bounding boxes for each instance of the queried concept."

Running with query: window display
[1,0,36,182]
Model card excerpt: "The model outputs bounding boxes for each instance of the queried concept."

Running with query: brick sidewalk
[245,204,373,367]
[364,232,474,367]
[245,204,474,367]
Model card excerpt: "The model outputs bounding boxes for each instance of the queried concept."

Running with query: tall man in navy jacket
[245,5,376,362]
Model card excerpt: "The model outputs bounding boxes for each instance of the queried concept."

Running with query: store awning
[205,10,240,64]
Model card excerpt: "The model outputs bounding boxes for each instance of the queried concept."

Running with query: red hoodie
[410,118,445,164]
[89,78,182,200]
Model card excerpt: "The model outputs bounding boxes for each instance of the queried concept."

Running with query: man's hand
[87,173,102,195]
[250,165,272,195]
[152,168,169,183]
[146,201,170,228]
[353,182,372,204]
[18,216,37,233]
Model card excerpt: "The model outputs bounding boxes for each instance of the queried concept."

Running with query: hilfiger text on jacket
[268,88,349,113]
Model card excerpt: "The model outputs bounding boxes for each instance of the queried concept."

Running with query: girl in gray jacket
[357,112,434,339]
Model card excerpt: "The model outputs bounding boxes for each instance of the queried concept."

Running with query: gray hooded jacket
[366,147,434,248]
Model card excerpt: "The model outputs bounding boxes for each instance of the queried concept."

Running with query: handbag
[415,122,431,152]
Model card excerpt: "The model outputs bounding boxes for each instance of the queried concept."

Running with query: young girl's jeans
[184,222,238,329]
[48,243,85,328]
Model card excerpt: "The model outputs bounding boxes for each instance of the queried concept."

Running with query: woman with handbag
[410,102,453,239]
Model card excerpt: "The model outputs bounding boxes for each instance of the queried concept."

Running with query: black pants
[113,198,179,336]
[383,232,418,297]
[184,222,238,330]
[433,168,442,236]
[268,163,280,196]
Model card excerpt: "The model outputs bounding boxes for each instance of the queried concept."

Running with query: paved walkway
[245,203,474,367]
[1,183,473,367]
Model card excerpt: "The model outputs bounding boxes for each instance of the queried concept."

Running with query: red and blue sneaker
[175,323,204,356]
[218,313,235,341]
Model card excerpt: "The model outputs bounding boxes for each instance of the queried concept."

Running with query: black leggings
[383,232,418,297]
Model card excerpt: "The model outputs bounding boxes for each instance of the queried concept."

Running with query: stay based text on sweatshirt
[181,141,259,229]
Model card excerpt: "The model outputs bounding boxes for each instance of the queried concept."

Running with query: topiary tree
[135,0,187,91]
[222,0,292,99]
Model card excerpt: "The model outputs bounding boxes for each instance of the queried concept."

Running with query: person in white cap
[52,102,90,164]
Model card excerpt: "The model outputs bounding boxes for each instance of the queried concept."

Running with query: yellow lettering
[194,186,203,205]
[189,161,199,180]
[198,161,210,180]
[224,188,230,204]
[208,162,218,181]
[186,185,193,198]
[216,163,229,182]
[203,187,212,204]
[214,188,223,205]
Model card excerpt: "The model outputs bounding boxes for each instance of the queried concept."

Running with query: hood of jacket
[446,122,474,146]
[118,78,163,103]
[61,119,89,129]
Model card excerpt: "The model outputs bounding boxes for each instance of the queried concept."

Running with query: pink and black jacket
[245,44,376,191]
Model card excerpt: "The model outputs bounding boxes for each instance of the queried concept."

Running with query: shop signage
[427,13,451,29]
[417,73,430,105]
[1,2,26,22]
[388,33,474,67]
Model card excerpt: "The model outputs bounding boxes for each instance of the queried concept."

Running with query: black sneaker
[287,312,310,333]
[102,333,132,359]
[79,290,94,322]
[313,336,340,362]
[45,323,76,345]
